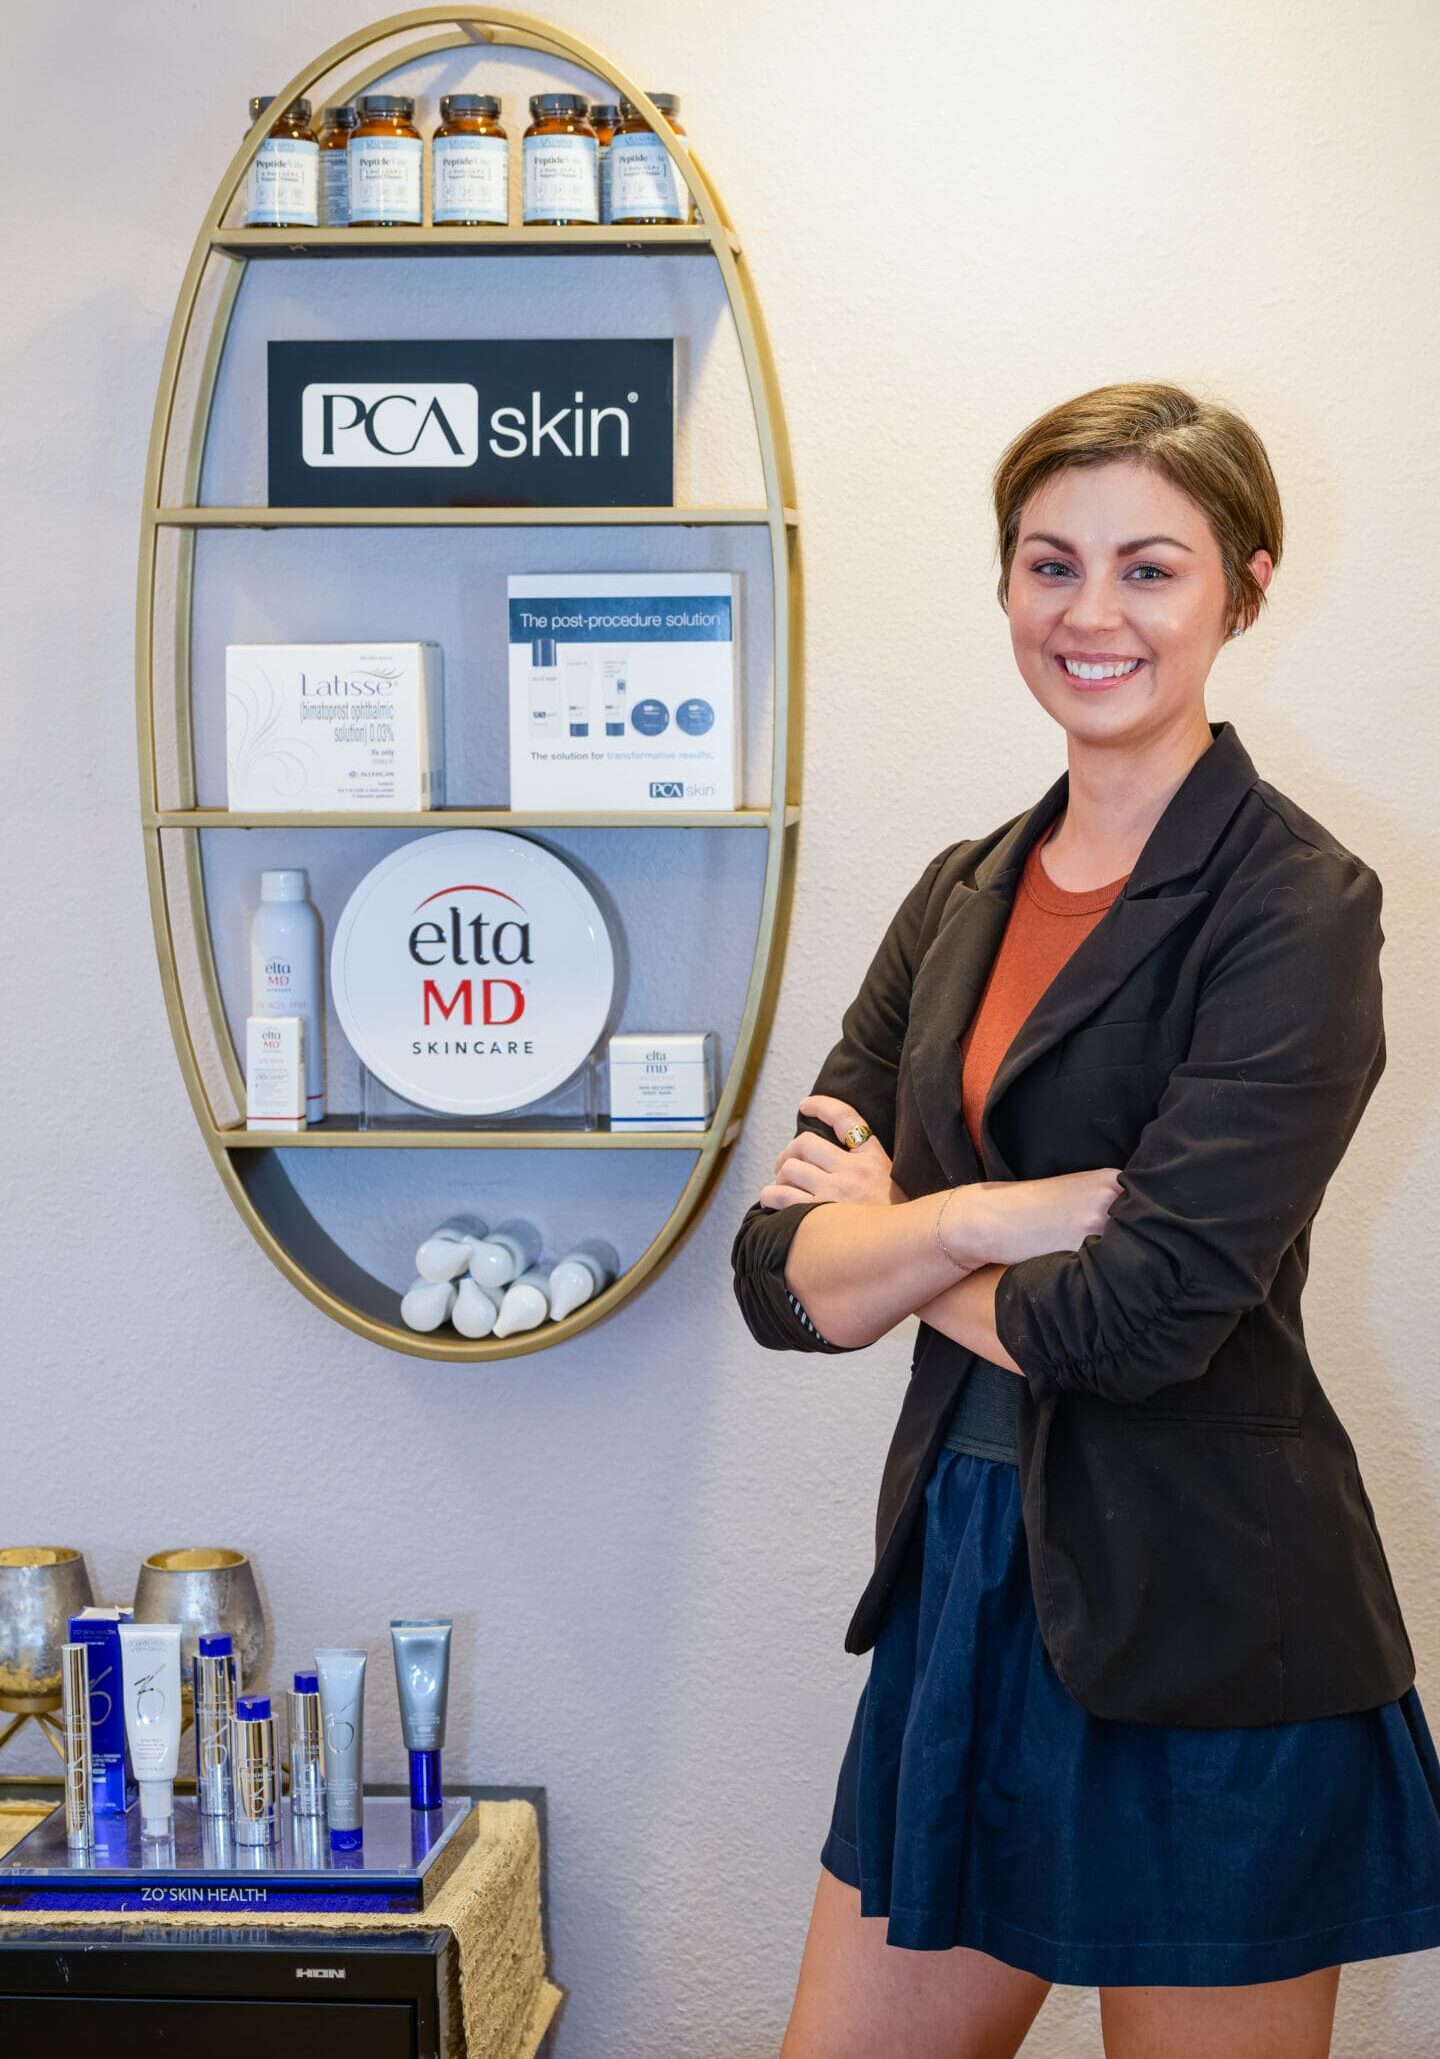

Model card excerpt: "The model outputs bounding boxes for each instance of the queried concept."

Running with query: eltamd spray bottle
[251,869,325,1122]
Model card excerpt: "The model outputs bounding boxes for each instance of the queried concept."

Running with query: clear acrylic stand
[358,1051,606,1134]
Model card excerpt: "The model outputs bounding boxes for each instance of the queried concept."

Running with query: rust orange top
[959,818,1131,1157]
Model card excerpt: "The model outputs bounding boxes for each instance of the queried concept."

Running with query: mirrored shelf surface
[216,1115,741,1151]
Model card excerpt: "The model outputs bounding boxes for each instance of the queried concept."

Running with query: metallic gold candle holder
[0,1546,95,1761]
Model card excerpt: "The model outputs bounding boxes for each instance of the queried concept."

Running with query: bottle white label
[600,142,613,223]
[319,148,350,226]
[523,133,598,224]
[433,132,509,224]
[347,134,423,223]
[608,133,688,223]
[245,137,319,227]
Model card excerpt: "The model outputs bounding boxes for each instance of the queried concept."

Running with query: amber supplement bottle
[348,94,423,227]
[244,96,318,228]
[588,102,620,223]
[609,93,693,226]
[433,94,508,225]
[316,105,358,226]
[522,94,598,226]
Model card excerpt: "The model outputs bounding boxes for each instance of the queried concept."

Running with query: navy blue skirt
[820,1448,1440,1986]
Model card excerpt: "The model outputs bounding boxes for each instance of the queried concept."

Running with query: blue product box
[68,1607,137,1817]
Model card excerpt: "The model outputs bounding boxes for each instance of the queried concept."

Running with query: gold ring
[843,1121,873,1152]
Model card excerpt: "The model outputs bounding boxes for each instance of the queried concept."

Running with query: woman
[731,384,1440,2058]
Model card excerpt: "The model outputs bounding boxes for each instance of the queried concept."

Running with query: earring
[1229,626,1242,639]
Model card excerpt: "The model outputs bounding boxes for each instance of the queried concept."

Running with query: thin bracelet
[934,1186,970,1270]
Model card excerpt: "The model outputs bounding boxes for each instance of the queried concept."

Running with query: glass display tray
[0,1793,475,1914]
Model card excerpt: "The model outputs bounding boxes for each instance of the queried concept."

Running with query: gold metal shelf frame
[136,7,802,1362]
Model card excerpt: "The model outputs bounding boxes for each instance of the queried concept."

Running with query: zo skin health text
[389,1620,453,1809]
[314,1647,368,1851]
[118,1622,183,1838]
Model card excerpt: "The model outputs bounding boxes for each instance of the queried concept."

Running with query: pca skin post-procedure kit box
[507,573,738,810]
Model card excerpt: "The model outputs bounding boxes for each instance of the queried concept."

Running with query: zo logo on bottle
[301,383,480,467]
[270,339,673,506]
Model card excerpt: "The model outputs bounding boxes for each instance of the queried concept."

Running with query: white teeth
[1062,658,1142,680]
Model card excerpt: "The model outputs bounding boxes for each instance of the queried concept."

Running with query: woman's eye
[1028,560,1171,582]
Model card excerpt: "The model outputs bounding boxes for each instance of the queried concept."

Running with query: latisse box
[226,642,444,811]
[507,575,738,810]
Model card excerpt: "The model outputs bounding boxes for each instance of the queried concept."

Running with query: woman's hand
[944,1168,1125,1270]
[758,1095,908,1210]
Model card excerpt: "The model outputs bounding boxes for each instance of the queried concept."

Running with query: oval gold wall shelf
[136,7,801,1360]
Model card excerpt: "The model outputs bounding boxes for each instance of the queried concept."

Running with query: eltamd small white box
[246,1016,307,1131]
[226,642,444,811]
[609,1032,718,1129]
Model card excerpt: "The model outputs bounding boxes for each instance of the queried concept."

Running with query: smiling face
[1007,458,1269,746]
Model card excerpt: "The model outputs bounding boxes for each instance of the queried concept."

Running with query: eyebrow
[1021,531,1195,555]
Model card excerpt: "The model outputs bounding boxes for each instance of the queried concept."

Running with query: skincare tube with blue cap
[233,1694,278,1846]
[314,1647,367,1850]
[118,1622,182,1839]
[287,1669,325,1818]
[194,1631,239,1817]
[389,1620,453,1810]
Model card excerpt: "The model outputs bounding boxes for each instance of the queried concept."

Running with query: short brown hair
[992,382,1284,635]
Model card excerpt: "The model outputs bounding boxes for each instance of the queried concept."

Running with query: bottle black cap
[588,103,622,124]
[249,95,312,123]
[528,92,591,119]
[359,93,416,118]
[320,105,359,130]
[441,93,501,119]
[619,92,681,119]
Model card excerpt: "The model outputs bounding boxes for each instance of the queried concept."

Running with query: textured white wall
[5,2,1439,2052]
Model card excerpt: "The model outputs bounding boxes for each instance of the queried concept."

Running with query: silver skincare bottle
[233,1694,279,1846]
[194,1632,239,1817]
[287,1670,326,1818]
[61,1643,94,1852]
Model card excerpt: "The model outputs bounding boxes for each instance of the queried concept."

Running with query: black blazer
[731,722,1415,1727]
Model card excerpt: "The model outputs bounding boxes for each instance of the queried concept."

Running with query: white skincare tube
[562,651,593,737]
[492,1266,552,1338]
[401,1277,458,1332]
[547,1238,621,1321]
[528,637,562,737]
[468,1220,541,1294]
[389,1620,453,1809]
[251,869,325,1122]
[452,1276,500,1339]
[600,653,629,736]
[117,1622,183,1838]
[416,1215,489,1283]
[313,1647,367,1852]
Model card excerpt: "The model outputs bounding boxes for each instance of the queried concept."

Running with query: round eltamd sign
[331,831,615,1116]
